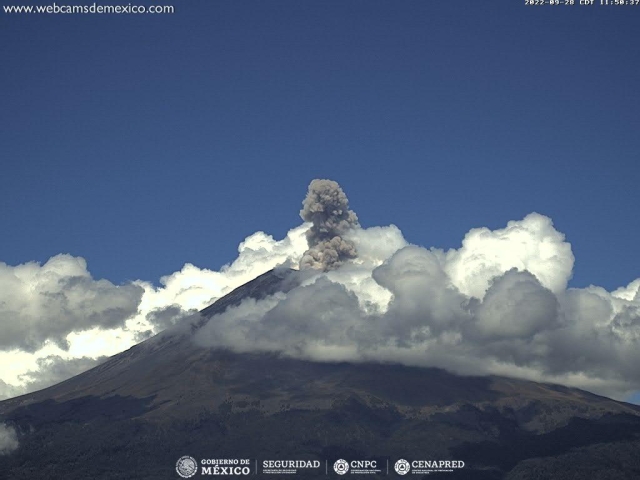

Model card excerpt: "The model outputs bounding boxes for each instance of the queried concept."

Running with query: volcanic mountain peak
[198,267,298,324]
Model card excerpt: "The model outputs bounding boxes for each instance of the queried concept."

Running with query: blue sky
[1,1,638,290]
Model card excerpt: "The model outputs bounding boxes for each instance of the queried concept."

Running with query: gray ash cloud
[299,179,360,271]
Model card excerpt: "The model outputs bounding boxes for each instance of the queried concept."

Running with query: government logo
[176,456,198,478]
[394,459,410,475]
[334,459,349,475]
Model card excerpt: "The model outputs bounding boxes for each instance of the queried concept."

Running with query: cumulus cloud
[0,255,143,352]
[444,213,574,299]
[472,269,559,340]
[0,423,18,455]
[299,179,360,271]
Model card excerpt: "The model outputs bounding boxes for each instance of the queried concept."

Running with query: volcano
[1,269,639,479]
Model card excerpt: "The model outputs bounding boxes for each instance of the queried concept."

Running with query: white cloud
[444,213,574,299]
[473,269,559,339]
[612,279,640,301]
[0,254,143,352]
[134,224,308,317]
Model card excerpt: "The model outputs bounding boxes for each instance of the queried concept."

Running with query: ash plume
[299,179,360,271]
